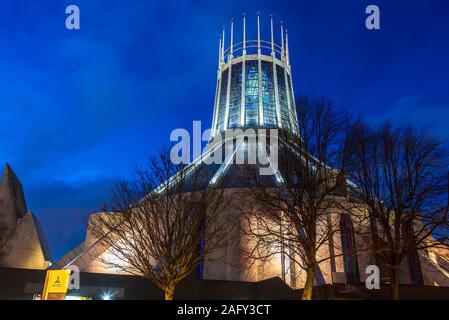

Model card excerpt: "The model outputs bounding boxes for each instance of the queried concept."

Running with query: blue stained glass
[216,69,228,131]
[276,66,290,128]
[261,61,277,127]
[228,63,242,128]
[404,220,424,285]
[245,61,259,126]
[340,214,360,285]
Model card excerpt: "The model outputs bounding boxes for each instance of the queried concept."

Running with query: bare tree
[345,120,449,299]
[89,149,230,300]
[237,96,349,300]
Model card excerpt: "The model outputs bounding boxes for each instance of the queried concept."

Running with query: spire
[257,12,261,55]
[1,162,28,217]
[230,17,234,58]
[218,34,222,69]
[286,28,290,67]
[2,162,12,182]
[270,15,275,57]
[243,12,246,55]
[4,161,11,172]
[281,21,285,62]
[221,27,225,64]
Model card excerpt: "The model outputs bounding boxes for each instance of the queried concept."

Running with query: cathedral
[48,15,449,291]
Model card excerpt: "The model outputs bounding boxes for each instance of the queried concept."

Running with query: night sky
[1,0,448,260]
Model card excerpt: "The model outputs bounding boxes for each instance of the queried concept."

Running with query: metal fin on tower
[286,29,290,67]
[218,34,222,69]
[281,21,285,62]
[243,12,246,55]
[230,18,234,59]
[270,15,275,57]
[221,27,225,63]
[257,12,261,55]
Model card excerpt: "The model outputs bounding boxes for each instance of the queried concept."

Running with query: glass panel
[261,61,277,127]
[340,214,360,285]
[404,220,424,285]
[228,63,242,129]
[245,60,259,126]
[276,66,290,128]
[216,69,229,131]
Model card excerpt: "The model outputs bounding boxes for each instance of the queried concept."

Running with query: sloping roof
[171,136,282,192]
[49,238,107,271]
[31,212,52,262]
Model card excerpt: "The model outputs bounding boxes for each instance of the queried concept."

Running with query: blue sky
[1,0,448,259]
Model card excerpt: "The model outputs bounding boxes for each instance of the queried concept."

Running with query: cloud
[366,96,449,140]
[26,176,121,260]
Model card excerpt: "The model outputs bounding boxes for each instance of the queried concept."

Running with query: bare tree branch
[236,96,349,300]
[89,147,230,300]
[345,120,449,299]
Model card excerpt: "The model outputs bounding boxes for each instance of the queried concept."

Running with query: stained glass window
[245,61,259,126]
[276,66,290,128]
[340,213,360,285]
[404,221,424,285]
[216,69,229,132]
[228,63,242,129]
[261,61,277,127]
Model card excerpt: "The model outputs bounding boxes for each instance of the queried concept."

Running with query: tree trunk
[301,266,315,300]
[164,286,175,300]
[390,268,400,300]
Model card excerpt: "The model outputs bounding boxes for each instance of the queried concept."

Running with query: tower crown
[211,14,299,137]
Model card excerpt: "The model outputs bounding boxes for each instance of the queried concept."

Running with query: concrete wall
[0,164,50,270]
[67,189,449,291]
[1,213,49,270]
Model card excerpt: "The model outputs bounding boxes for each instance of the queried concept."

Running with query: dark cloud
[26,176,121,259]
[367,96,449,139]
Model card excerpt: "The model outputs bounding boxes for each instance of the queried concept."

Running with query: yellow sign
[42,270,71,300]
